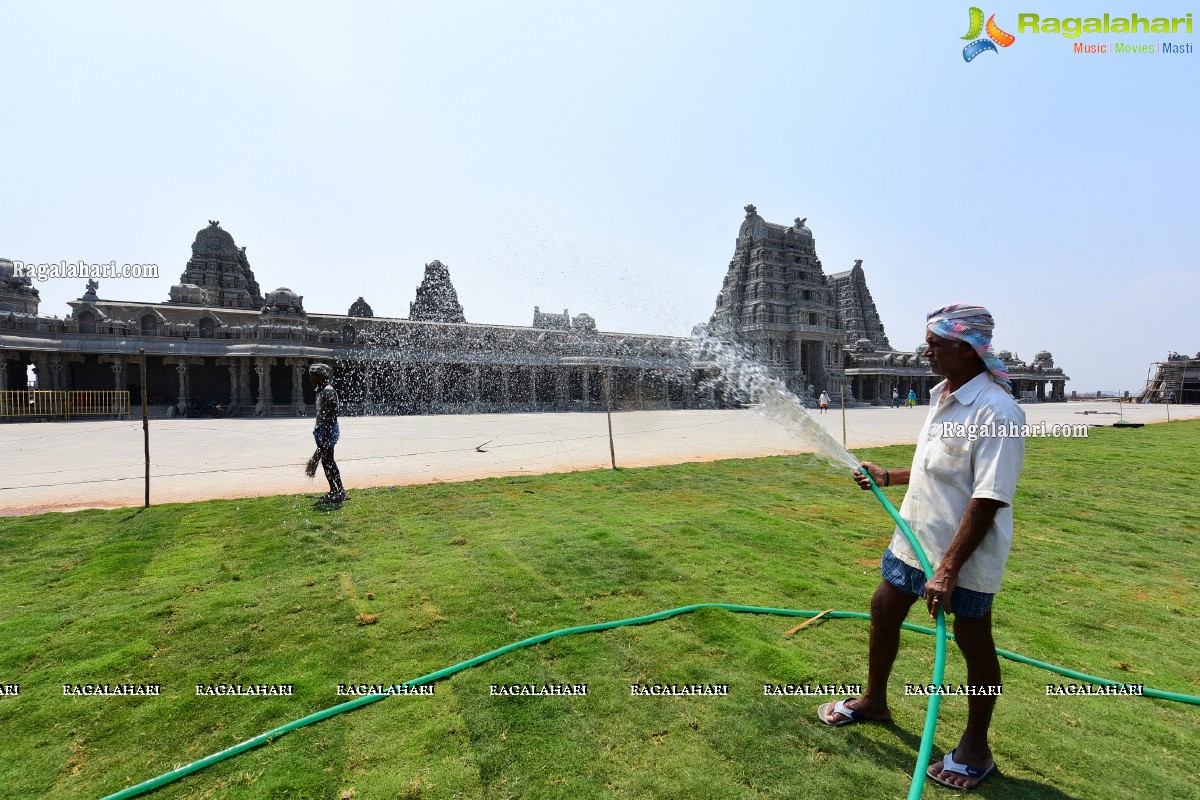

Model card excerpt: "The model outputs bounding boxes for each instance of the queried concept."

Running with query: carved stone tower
[409,260,466,323]
[169,221,264,308]
[0,258,40,315]
[828,259,891,351]
[709,205,845,397]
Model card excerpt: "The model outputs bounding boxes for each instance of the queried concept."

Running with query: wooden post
[140,348,150,508]
[604,369,617,470]
[840,382,847,450]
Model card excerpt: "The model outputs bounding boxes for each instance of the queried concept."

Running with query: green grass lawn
[1,421,1198,800]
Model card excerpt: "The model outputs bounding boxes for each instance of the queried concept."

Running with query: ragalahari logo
[962,7,1016,61]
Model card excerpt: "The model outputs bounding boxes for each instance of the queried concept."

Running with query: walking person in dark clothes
[305,363,348,503]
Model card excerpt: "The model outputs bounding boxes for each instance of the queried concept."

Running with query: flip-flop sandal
[926,749,997,790]
[817,698,887,727]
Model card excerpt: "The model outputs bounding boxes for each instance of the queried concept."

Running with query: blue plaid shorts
[881,549,994,618]
[313,422,340,450]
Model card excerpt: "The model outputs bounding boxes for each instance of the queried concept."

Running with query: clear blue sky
[3,1,1197,394]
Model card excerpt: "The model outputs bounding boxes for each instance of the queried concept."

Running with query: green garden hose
[97,475,1198,800]
[97,601,1199,800]
[861,469,946,799]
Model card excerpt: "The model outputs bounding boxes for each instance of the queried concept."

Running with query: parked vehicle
[187,399,223,418]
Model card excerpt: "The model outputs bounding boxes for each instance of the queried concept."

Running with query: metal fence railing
[69,390,132,419]
[0,390,131,420]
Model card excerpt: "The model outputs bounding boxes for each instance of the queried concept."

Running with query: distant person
[892,388,900,408]
[819,304,1025,792]
[818,390,830,414]
[907,388,918,408]
[305,363,348,503]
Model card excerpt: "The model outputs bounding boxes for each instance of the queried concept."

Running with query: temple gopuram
[0,210,1069,418]
[709,205,1069,404]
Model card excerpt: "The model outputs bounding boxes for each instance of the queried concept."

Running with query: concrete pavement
[2,401,1195,516]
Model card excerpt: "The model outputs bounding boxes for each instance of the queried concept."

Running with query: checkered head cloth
[926,304,1011,393]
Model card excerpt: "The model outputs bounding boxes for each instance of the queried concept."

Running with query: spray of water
[689,327,861,471]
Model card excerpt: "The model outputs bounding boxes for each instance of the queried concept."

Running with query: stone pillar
[48,355,65,391]
[395,363,407,406]
[364,363,375,413]
[253,357,276,416]
[238,360,252,415]
[216,358,241,415]
[108,358,124,392]
[500,367,511,406]
[31,354,49,391]
[555,368,568,409]
[164,356,200,413]
[636,371,645,407]
[581,369,590,409]
[178,364,190,411]
[227,363,240,411]
[529,367,539,408]
[285,358,307,416]
[0,352,14,391]
[470,365,481,406]
[430,365,443,404]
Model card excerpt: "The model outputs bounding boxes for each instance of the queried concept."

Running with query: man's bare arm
[923,497,1005,617]
[854,461,911,490]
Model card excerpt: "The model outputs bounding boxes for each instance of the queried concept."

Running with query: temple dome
[264,287,304,313]
[191,220,240,258]
[169,283,206,304]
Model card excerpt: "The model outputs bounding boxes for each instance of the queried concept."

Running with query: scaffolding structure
[1137,355,1198,404]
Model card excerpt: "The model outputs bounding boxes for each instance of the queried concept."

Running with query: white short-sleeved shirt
[887,371,1025,593]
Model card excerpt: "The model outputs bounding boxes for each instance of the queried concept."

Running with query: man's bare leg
[927,611,998,788]
[821,580,918,723]
[321,446,345,498]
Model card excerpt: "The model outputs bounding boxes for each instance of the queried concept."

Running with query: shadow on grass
[310,496,349,512]
[831,723,1082,799]
[972,774,1081,800]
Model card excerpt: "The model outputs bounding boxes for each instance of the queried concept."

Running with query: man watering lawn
[818,304,1025,792]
